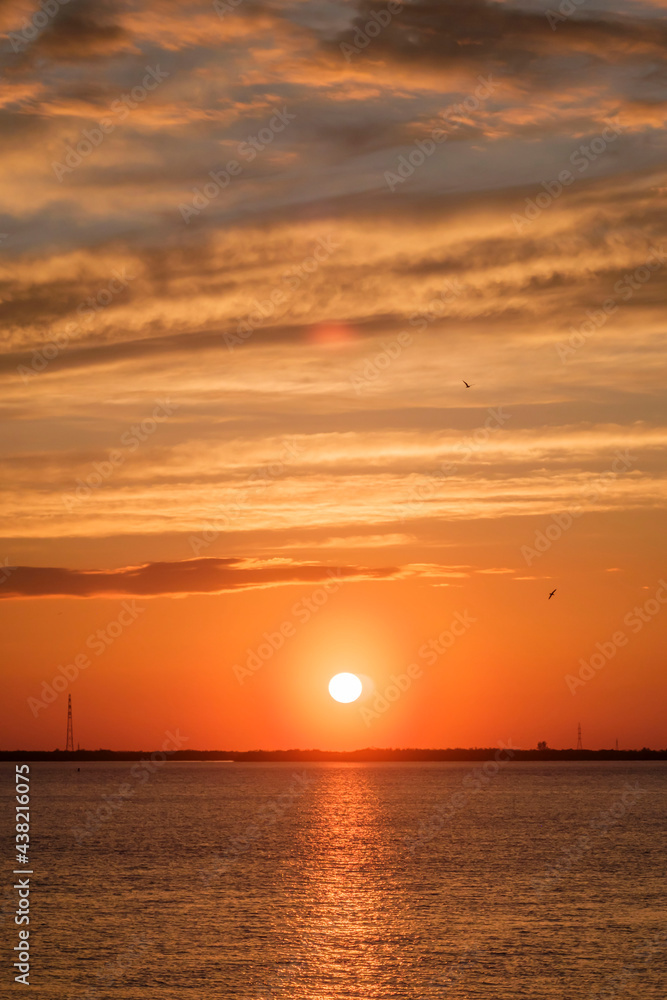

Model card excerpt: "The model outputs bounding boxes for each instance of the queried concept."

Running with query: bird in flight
[462,380,474,388]
[548,588,557,600]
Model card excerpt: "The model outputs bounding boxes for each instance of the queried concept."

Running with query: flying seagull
[548,588,557,600]
[462,380,474,388]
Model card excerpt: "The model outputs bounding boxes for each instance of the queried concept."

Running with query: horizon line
[2,746,666,756]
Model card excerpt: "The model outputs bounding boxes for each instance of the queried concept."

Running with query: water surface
[1,761,665,998]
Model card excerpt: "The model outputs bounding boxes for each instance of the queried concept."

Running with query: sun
[328,672,363,703]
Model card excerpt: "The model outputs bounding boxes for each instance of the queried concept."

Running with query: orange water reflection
[277,765,425,999]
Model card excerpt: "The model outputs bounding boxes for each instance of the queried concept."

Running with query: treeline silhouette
[1,748,665,762]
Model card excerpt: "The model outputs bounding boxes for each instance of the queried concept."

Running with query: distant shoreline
[0,748,665,762]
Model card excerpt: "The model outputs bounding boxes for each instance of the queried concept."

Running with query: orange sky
[1,0,666,750]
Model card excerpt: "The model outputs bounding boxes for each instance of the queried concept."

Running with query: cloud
[0,0,665,581]
[2,166,667,374]
[0,556,401,598]
[329,0,667,82]
[476,567,515,574]
[6,0,136,68]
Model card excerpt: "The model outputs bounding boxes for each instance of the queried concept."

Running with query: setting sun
[328,673,363,703]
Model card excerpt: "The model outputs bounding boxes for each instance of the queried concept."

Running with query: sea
[1,761,665,998]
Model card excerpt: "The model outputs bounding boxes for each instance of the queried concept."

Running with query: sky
[1,0,666,752]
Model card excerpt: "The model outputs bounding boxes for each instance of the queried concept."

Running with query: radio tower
[65,695,74,752]
[576,722,583,751]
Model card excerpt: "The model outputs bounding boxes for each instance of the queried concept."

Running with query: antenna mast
[66,695,74,752]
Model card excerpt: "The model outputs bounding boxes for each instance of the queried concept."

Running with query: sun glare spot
[307,321,356,347]
[328,672,363,703]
